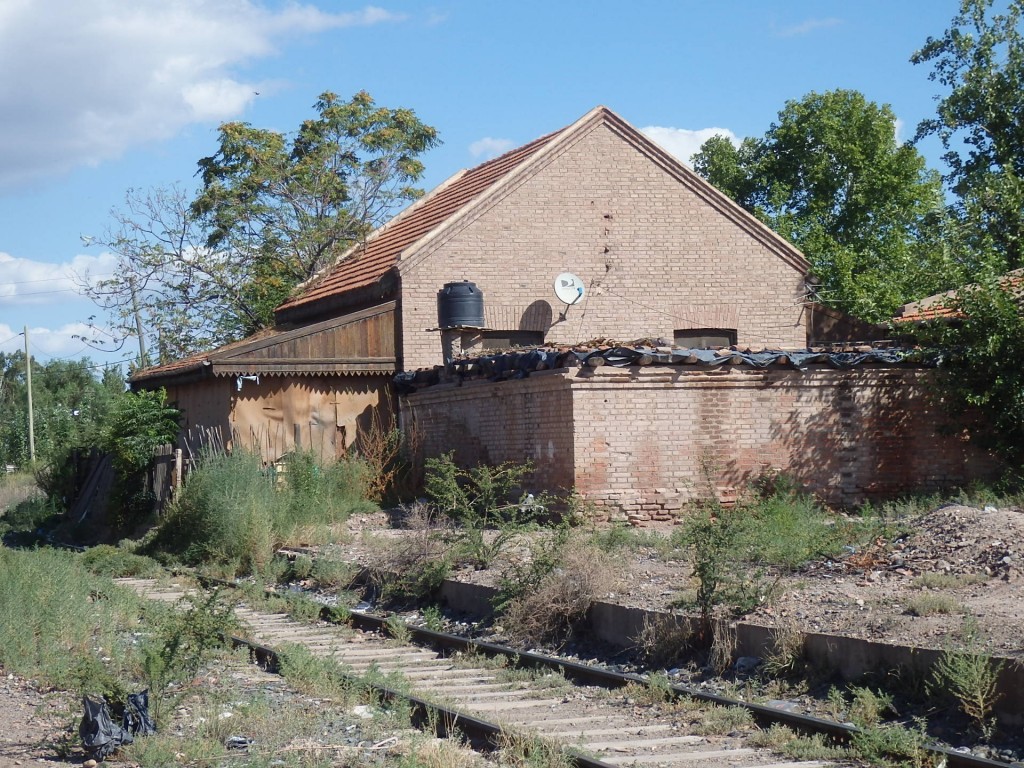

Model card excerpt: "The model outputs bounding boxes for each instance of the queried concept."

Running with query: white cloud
[0,1,405,193]
[0,250,118,305]
[0,320,112,360]
[894,117,906,143]
[641,126,741,167]
[469,137,516,159]
[772,17,843,37]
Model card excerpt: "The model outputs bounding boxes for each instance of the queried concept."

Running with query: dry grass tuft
[632,612,695,668]
[503,538,618,648]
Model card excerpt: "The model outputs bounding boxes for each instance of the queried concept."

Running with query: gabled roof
[276,105,810,322]
[274,129,563,318]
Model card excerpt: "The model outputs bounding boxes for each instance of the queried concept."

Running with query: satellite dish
[554,272,585,306]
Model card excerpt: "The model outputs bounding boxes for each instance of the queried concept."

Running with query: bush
[0,547,143,693]
[499,532,617,648]
[150,448,373,576]
[80,544,162,577]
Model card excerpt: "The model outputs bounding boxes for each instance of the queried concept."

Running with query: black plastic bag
[79,696,133,759]
[123,689,156,736]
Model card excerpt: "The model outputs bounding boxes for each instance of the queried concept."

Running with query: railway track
[117,573,1014,768]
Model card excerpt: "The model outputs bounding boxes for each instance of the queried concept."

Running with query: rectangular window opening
[673,328,737,349]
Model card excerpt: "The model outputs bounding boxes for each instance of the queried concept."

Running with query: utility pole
[129,275,147,366]
[23,326,35,463]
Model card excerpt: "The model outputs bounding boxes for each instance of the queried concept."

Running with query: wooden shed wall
[228,374,393,463]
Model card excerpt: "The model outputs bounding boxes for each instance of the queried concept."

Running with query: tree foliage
[912,0,1024,271]
[693,89,955,322]
[0,353,123,468]
[83,91,440,362]
[101,388,180,479]
[912,274,1024,464]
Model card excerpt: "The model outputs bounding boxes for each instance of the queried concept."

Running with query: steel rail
[197,572,1010,768]
[221,629,616,768]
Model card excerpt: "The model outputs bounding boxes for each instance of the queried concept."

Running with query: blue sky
[0,0,963,371]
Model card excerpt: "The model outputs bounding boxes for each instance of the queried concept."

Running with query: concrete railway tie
[116,578,846,768]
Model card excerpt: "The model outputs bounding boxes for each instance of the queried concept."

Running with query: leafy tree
[83,91,440,360]
[911,273,1024,464]
[912,0,1024,271]
[692,89,956,322]
[99,388,181,523]
[0,353,123,468]
[101,388,180,480]
[80,184,215,367]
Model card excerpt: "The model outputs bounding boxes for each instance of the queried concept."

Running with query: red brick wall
[397,122,807,371]
[401,365,998,519]
[399,371,575,494]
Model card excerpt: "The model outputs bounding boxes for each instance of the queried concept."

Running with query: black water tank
[437,281,484,328]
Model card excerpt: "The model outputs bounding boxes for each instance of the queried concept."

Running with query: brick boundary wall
[399,369,576,494]
[400,364,999,522]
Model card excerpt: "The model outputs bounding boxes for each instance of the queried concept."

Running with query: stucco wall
[397,122,807,371]
[401,365,998,519]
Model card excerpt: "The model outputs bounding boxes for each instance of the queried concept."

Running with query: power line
[0,272,115,286]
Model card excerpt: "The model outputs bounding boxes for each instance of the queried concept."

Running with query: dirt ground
[333,502,1024,658]
[0,670,79,767]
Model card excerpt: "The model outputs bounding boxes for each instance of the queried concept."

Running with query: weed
[851,719,933,768]
[79,544,162,577]
[425,453,552,571]
[761,615,804,677]
[421,604,445,632]
[904,593,967,616]
[325,604,353,625]
[499,532,617,648]
[750,724,850,760]
[386,615,413,644]
[289,592,327,622]
[140,590,237,722]
[643,671,675,704]
[352,396,404,504]
[257,554,292,585]
[708,620,737,675]
[311,556,357,589]
[367,503,454,604]
[912,571,986,589]
[0,547,143,693]
[631,612,694,668]
[496,729,573,768]
[149,447,372,576]
[848,686,895,727]
[693,703,753,735]
[276,643,357,702]
[929,639,1003,739]
[290,553,314,580]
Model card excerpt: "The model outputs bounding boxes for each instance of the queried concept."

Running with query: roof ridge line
[395,107,611,276]
[279,168,470,309]
[598,110,811,274]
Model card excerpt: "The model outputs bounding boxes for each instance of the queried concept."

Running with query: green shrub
[0,547,142,692]
[929,642,1003,739]
[0,493,61,538]
[150,448,373,576]
[425,452,549,570]
[80,544,162,577]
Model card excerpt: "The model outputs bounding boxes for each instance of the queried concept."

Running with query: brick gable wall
[397,123,807,371]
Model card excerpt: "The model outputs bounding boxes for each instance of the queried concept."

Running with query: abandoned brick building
[132,105,995,517]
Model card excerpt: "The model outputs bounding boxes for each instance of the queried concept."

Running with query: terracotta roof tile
[130,327,282,382]
[276,129,564,314]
